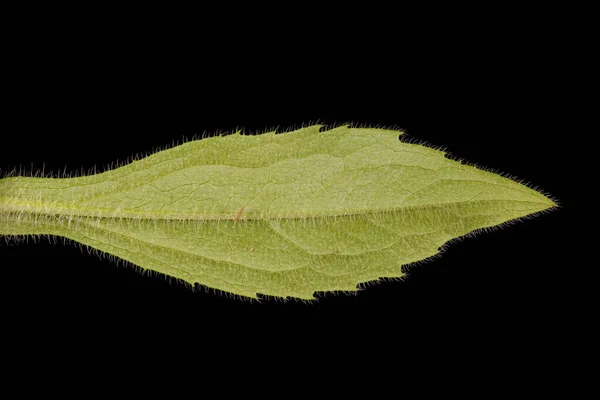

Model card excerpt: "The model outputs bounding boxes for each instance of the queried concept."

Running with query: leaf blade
[0,125,556,299]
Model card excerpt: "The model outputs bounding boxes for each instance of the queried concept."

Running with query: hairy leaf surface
[0,125,555,299]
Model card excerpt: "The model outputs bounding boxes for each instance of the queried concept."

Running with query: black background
[0,11,579,377]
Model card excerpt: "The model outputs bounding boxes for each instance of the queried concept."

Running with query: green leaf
[0,125,556,300]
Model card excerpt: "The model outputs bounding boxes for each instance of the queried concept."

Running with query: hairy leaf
[0,125,556,300]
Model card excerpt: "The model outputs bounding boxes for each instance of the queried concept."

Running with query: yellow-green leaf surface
[0,125,556,300]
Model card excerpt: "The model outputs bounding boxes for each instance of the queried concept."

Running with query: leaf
[0,125,556,300]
